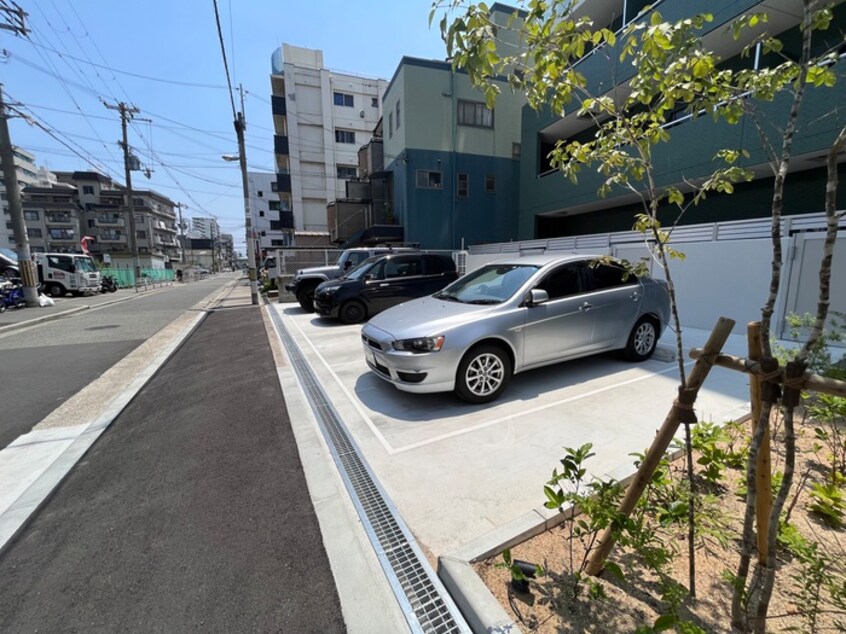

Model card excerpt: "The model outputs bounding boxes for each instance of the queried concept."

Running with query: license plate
[364,347,375,366]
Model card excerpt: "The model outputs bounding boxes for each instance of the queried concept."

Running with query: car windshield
[75,257,97,272]
[435,264,539,304]
[343,257,382,281]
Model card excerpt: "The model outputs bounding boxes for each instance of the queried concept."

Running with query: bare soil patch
[474,413,846,632]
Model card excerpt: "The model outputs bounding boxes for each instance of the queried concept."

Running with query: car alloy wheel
[456,343,512,404]
[625,317,658,361]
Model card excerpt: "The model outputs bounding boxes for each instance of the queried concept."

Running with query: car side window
[423,255,454,275]
[48,255,74,272]
[384,256,422,278]
[348,252,369,267]
[536,263,583,300]
[591,263,635,290]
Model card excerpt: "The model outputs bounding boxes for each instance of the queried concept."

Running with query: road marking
[278,305,708,456]
[283,312,396,455]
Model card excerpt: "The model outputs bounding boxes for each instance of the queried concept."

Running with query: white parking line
[285,313,396,455]
[281,306,703,456]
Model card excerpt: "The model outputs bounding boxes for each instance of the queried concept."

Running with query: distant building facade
[1,146,45,249]
[269,43,387,237]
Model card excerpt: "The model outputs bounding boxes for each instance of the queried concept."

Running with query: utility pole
[176,202,186,263]
[235,84,258,304]
[0,85,38,306]
[104,101,141,282]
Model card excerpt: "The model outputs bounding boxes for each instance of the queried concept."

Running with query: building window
[388,112,393,138]
[512,143,522,159]
[337,165,357,180]
[268,200,281,211]
[259,210,265,217]
[82,185,94,195]
[396,100,401,129]
[88,219,96,228]
[28,228,42,238]
[485,175,496,193]
[49,228,75,240]
[257,190,263,198]
[457,173,469,198]
[335,129,356,144]
[371,97,378,107]
[333,91,354,107]
[416,170,443,189]
[137,230,146,239]
[458,100,494,128]
[24,210,39,221]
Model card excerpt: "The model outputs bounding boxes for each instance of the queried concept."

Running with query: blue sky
[2,1,451,251]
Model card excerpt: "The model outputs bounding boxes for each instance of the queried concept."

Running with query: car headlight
[392,335,445,353]
[319,285,340,295]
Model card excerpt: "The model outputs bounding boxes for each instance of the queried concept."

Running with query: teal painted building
[382,5,526,249]
[517,0,846,240]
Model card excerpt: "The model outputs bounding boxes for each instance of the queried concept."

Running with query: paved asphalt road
[0,276,232,449]
[0,305,346,632]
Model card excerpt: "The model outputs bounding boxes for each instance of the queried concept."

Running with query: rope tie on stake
[759,357,782,403]
[781,360,806,408]
[673,386,698,425]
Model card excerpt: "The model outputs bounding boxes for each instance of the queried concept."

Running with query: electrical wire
[26,39,229,89]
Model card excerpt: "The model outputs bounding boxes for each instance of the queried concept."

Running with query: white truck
[35,252,101,297]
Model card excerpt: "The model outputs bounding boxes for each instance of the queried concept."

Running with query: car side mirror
[527,288,549,306]
[364,274,373,281]
[344,261,352,270]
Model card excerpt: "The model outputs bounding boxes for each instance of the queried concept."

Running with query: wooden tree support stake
[586,316,736,577]
[748,321,771,565]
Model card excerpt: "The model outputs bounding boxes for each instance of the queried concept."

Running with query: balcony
[271,95,287,116]
[99,232,126,243]
[46,213,74,225]
[96,216,125,227]
[278,211,294,229]
[276,172,292,193]
[274,135,289,155]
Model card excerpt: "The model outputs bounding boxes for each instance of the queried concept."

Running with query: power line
[26,39,230,89]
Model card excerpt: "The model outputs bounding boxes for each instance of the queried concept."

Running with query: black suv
[313,252,458,324]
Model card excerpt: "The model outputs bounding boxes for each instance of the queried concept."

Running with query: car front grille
[366,356,391,377]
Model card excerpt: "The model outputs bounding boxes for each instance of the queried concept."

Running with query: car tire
[339,300,367,325]
[296,283,317,313]
[48,283,65,298]
[624,316,659,361]
[455,343,513,404]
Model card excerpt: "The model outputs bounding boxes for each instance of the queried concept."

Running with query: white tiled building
[270,43,387,237]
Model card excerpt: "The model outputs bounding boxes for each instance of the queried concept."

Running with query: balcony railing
[46,214,73,225]
[96,216,126,227]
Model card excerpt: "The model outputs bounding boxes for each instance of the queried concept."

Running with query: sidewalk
[0,288,347,631]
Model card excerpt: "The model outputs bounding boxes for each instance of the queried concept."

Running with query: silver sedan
[360,253,671,403]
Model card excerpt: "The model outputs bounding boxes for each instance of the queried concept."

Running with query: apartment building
[380,4,527,249]
[518,0,846,239]
[248,171,291,250]
[270,43,387,237]
[20,171,180,267]
[1,146,44,249]
[190,216,219,239]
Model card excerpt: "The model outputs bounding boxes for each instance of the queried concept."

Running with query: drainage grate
[269,310,469,634]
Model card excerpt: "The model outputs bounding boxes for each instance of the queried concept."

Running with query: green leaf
[653,614,678,631]
[604,561,625,581]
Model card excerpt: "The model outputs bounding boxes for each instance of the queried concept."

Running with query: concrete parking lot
[269,302,751,558]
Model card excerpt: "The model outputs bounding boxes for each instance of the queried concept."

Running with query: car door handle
[579,302,593,311]
[379,283,389,287]
[630,292,640,301]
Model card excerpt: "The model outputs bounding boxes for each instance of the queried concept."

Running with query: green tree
[432,1,846,631]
